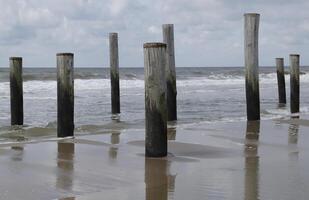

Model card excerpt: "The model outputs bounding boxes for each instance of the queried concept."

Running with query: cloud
[147,25,160,34]
[109,0,128,16]
[0,0,308,67]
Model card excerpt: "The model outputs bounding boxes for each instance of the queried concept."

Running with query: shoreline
[0,116,309,199]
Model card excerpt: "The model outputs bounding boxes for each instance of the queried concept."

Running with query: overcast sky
[0,0,308,67]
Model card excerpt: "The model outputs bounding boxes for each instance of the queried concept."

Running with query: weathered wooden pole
[10,57,23,125]
[144,43,167,157]
[276,58,286,105]
[162,24,177,121]
[109,33,120,114]
[57,53,74,137]
[290,54,300,114]
[244,13,260,121]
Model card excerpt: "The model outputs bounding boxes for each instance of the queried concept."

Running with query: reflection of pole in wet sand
[109,132,120,159]
[167,161,176,195]
[245,121,260,140]
[167,128,176,141]
[11,146,24,161]
[288,122,299,145]
[287,120,301,200]
[111,132,120,144]
[56,142,75,192]
[145,158,175,200]
[244,121,260,200]
[288,117,299,162]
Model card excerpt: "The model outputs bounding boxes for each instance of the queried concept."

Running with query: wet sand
[1,116,309,200]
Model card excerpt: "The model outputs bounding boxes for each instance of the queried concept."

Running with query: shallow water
[0,117,309,200]
[1,67,309,143]
[1,67,309,199]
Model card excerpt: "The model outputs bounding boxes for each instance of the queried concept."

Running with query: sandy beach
[0,114,308,200]
[1,0,309,199]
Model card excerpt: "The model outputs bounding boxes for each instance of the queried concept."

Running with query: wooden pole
[244,13,260,121]
[10,57,23,125]
[276,58,286,105]
[162,24,177,121]
[109,33,120,114]
[290,54,300,114]
[57,53,74,137]
[144,42,167,157]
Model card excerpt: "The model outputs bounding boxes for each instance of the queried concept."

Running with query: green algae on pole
[144,42,168,157]
[163,24,177,121]
[10,57,23,125]
[57,53,74,137]
[244,13,260,121]
[109,33,120,114]
[290,54,300,114]
[276,58,286,105]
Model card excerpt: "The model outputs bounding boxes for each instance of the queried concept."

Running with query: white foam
[0,72,308,92]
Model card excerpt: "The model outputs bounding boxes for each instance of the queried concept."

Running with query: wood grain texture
[276,58,286,104]
[163,24,177,121]
[144,42,167,157]
[290,54,300,114]
[244,13,260,121]
[57,53,74,137]
[10,57,23,125]
[109,33,120,114]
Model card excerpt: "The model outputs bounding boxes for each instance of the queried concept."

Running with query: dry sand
[1,116,309,199]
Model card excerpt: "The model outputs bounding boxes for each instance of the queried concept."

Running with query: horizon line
[0,65,306,68]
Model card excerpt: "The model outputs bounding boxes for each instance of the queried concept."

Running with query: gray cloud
[0,0,308,67]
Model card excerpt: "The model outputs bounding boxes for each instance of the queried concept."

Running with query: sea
[0,66,309,141]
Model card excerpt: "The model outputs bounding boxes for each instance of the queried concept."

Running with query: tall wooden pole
[144,43,167,157]
[109,32,120,114]
[10,57,23,125]
[162,24,177,121]
[276,58,286,105]
[290,54,300,114]
[244,13,260,121]
[57,53,74,137]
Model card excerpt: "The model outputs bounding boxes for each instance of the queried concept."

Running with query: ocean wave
[0,72,308,91]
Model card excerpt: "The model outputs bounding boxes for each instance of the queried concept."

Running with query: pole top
[143,42,167,49]
[57,53,74,56]
[109,32,118,36]
[244,13,260,17]
[9,57,22,60]
[162,24,174,27]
